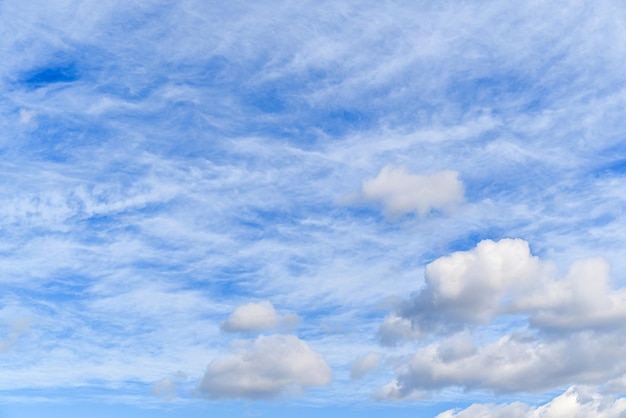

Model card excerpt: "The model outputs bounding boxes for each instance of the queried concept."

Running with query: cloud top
[221,301,300,333]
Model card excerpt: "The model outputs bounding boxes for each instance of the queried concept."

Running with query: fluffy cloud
[381,331,626,397]
[221,301,300,333]
[378,238,626,397]
[515,257,626,331]
[198,334,332,399]
[382,238,626,344]
[436,386,626,418]
[361,165,464,217]
[350,353,381,380]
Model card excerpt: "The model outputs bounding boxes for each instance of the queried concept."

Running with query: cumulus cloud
[198,334,332,400]
[381,238,626,344]
[378,238,626,397]
[350,353,381,380]
[516,257,626,331]
[361,165,464,217]
[380,331,626,397]
[221,301,301,333]
[436,386,626,418]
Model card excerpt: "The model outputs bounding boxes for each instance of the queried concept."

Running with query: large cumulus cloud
[378,238,626,399]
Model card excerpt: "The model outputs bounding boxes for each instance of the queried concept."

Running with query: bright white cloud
[361,165,464,217]
[379,238,626,398]
[221,301,300,333]
[198,334,332,399]
[381,239,542,340]
[383,238,626,343]
[436,386,626,418]
[350,353,381,380]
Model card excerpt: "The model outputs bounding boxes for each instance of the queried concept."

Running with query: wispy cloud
[1,0,626,416]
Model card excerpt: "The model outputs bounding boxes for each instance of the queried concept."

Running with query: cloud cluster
[221,301,300,333]
[361,165,464,217]
[379,238,626,399]
[198,334,332,400]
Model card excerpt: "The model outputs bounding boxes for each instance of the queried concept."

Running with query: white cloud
[198,334,332,399]
[361,165,464,217]
[380,330,626,397]
[221,301,300,333]
[379,238,626,397]
[350,353,381,380]
[382,239,542,340]
[383,238,626,343]
[436,386,626,418]
[515,257,626,331]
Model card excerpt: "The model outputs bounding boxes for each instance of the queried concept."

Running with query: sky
[1,1,626,417]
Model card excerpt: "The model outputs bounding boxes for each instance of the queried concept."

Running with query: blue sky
[2,1,626,417]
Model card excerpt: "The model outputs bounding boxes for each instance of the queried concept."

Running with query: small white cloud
[350,353,381,379]
[221,301,300,333]
[390,239,626,339]
[361,165,464,217]
[198,334,332,399]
